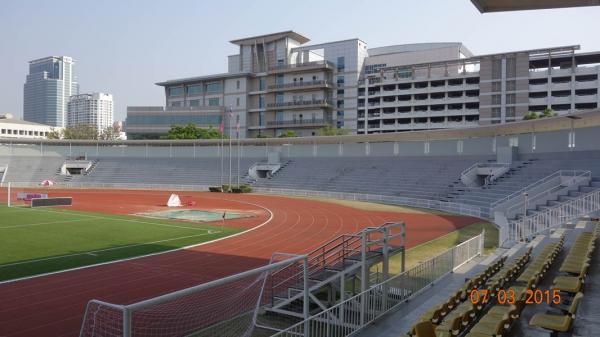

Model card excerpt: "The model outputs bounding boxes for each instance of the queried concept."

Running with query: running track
[0,189,482,337]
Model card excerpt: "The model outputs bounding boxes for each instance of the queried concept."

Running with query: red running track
[0,189,481,337]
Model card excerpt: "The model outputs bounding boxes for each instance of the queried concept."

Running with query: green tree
[62,124,99,140]
[523,112,539,120]
[316,125,349,136]
[164,123,226,140]
[278,130,298,138]
[98,125,121,141]
[541,108,558,118]
[46,128,62,139]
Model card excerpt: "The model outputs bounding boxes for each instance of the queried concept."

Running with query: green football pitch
[0,205,243,282]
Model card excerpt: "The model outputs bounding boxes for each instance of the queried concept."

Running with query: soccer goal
[79,254,309,337]
[1,182,71,208]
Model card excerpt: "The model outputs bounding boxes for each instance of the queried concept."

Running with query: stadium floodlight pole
[220,108,225,188]
[236,113,241,188]
[228,106,233,190]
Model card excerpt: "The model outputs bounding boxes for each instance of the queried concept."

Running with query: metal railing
[1,181,214,191]
[252,187,483,219]
[504,170,591,218]
[1,181,484,219]
[271,233,484,337]
[460,162,510,187]
[268,80,333,90]
[268,60,335,72]
[491,170,590,209]
[266,119,332,127]
[266,99,333,109]
[506,187,600,244]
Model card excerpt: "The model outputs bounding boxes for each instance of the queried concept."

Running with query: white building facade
[0,113,55,139]
[127,31,600,138]
[67,93,114,131]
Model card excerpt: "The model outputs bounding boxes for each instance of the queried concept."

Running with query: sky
[1,0,600,121]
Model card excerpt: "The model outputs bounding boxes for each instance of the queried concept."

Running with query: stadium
[0,109,599,337]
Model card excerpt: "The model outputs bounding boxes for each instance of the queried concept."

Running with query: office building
[67,93,114,131]
[127,31,600,138]
[24,56,79,127]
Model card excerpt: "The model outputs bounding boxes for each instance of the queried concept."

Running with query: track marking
[0,231,220,268]
[0,198,273,285]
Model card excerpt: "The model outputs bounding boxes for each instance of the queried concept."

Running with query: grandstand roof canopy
[471,0,600,12]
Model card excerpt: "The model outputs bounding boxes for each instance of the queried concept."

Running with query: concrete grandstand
[1,110,600,337]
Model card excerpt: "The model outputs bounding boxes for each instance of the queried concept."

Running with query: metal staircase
[258,222,406,325]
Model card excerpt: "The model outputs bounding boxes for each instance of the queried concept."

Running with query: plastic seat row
[463,238,565,337]
[528,224,599,334]
[406,256,508,337]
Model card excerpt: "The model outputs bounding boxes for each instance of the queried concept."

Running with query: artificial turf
[0,205,243,282]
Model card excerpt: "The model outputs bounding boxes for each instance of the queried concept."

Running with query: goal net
[79,254,308,337]
[0,182,49,208]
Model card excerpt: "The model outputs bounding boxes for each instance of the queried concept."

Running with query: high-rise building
[67,93,114,131]
[126,31,600,138]
[23,56,79,127]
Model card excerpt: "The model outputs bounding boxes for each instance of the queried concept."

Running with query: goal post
[80,254,309,337]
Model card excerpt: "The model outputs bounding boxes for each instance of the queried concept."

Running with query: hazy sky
[1,0,600,121]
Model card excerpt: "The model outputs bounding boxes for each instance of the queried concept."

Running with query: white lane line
[0,218,86,229]
[0,231,220,268]
[5,206,211,231]
[0,198,273,285]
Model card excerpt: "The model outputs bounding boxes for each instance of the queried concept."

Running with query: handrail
[270,222,394,291]
[491,170,590,208]
[506,185,600,243]
[271,233,484,337]
[504,170,591,216]
[460,162,509,177]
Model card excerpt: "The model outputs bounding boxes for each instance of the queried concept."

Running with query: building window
[337,56,345,72]
[492,82,501,92]
[276,93,284,104]
[236,97,240,106]
[506,80,516,91]
[259,77,266,91]
[337,76,345,86]
[312,75,317,81]
[506,106,516,118]
[236,80,240,90]
[259,111,265,126]
[491,107,501,118]
[492,59,502,80]
[506,94,516,104]
[259,95,265,108]
[492,95,501,105]
[506,57,516,78]
[208,98,220,106]
[189,100,200,107]
[337,89,345,96]
[168,87,183,97]
[187,84,202,96]
[205,82,222,93]
[337,100,344,108]
[170,101,183,107]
